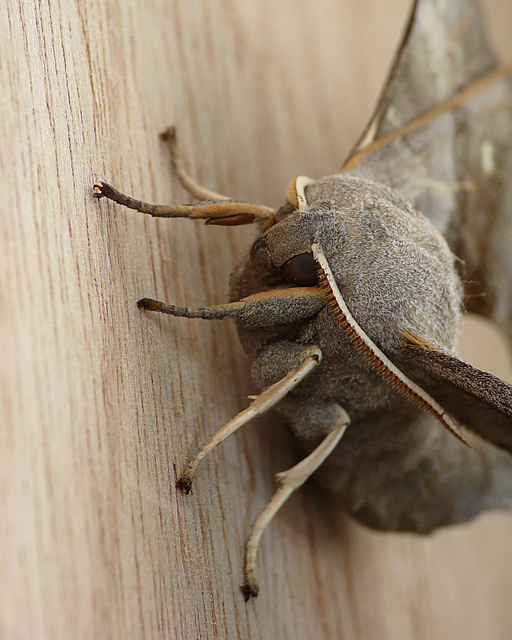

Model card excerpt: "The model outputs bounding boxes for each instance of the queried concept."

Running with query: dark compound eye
[278,253,319,286]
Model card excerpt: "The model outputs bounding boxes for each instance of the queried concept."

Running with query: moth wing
[343,0,512,340]
[394,338,512,453]
[346,0,496,154]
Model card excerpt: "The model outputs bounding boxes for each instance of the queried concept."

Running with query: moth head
[231,174,462,354]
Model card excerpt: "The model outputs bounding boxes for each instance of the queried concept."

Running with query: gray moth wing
[343,0,512,338]
[394,334,512,452]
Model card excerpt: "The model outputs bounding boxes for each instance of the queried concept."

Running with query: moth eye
[278,253,319,286]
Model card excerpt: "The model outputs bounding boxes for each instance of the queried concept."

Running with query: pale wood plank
[2,0,512,638]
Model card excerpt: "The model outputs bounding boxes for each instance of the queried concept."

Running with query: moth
[95,0,512,601]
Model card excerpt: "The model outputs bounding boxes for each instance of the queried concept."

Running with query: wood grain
[2,0,512,638]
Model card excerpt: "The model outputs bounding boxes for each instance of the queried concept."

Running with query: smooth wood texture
[2,0,512,638]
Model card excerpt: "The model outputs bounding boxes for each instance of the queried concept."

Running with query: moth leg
[160,125,229,202]
[241,406,350,601]
[93,181,275,227]
[137,286,326,326]
[94,126,276,226]
[176,345,322,494]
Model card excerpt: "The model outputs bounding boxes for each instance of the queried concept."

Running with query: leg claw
[240,582,259,602]
[92,182,107,199]
[176,475,193,495]
[159,125,177,143]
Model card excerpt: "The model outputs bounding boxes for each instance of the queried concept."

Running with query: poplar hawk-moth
[95,0,512,600]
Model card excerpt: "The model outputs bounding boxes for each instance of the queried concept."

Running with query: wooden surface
[2,0,512,638]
